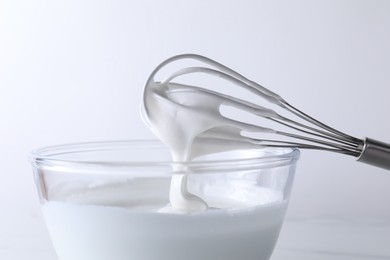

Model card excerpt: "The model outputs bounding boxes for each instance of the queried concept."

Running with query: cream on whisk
[142,81,213,212]
[141,55,278,212]
[141,55,281,212]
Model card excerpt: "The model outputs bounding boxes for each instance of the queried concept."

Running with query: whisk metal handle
[357,138,390,170]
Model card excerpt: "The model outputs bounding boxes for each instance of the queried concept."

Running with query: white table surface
[2,213,390,260]
[273,218,390,260]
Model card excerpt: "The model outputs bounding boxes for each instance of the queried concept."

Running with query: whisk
[142,54,390,170]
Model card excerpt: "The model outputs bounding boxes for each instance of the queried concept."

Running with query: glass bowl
[29,140,299,260]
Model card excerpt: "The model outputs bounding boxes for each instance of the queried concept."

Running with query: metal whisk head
[143,54,390,170]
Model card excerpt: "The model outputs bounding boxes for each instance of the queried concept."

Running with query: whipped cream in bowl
[30,53,300,260]
[30,140,299,260]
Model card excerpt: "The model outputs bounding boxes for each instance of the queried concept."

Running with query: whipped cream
[142,77,274,212]
[43,193,287,260]
[37,55,295,260]
[141,80,208,212]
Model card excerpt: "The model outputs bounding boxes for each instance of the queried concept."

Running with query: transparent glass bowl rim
[29,139,300,169]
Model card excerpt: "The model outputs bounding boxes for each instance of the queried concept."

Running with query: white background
[1,0,390,256]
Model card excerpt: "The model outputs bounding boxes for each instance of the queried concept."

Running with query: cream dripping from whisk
[141,80,210,212]
[142,54,390,212]
[142,84,276,212]
[139,67,280,212]
[141,81,227,212]
[141,56,283,212]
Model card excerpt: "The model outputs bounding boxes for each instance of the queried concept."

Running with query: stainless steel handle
[357,138,390,171]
